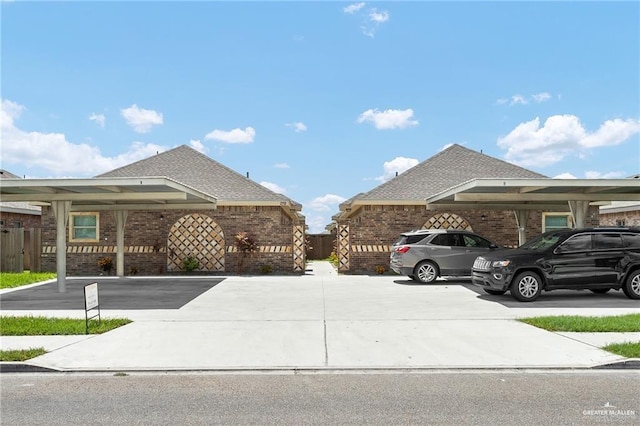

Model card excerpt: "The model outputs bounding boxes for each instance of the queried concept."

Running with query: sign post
[84,282,101,334]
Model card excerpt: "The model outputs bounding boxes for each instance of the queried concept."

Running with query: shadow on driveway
[0,277,225,310]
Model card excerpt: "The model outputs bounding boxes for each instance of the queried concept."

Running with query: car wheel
[510,271,542,302]
[623,270,640,300]
[484,289,506,296]
[414,261,439,284]
[589,288,611,294]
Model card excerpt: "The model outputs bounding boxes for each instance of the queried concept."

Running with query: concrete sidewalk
[1,261,639,372]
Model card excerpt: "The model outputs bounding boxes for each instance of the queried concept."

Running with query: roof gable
[351,144,546,203]
[98,145,300,208]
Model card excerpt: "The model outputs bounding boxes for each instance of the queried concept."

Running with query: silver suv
[390,229,501,283]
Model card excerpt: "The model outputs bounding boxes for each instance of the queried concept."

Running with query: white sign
[84,282,99,310]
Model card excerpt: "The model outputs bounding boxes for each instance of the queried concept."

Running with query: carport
[0,177,216,292]
[425,178,640,245]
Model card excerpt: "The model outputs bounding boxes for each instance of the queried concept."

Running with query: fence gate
[0,228,24,272]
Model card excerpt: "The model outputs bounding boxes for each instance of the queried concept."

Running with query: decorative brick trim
[351,245,392,252]
[43,245,165,254]
[227,246,292,253]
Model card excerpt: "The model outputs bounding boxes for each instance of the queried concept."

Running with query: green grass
[602,342,640,358]
[518,314,640,332]
[0,347,47,362]
[0,316,132,336]
[0,271,57,289]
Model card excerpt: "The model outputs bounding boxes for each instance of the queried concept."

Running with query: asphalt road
[1,371,638,425]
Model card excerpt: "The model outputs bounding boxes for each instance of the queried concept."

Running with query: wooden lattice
[423,213,472,231]
[337,224,349,271]
[167,214,225,272]
[293,225,305,272]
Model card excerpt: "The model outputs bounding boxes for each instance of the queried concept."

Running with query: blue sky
[2,1,639,233]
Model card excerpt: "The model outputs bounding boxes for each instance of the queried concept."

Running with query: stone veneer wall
[41,206,304,275]
[338,204,600,274]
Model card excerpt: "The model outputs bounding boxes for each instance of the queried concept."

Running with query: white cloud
[532,92,552,103]
[205,127,255,144]
[553,173,577,179]
[260,181,286,194]
[496,98,509,105]
[343,2,365,14]
[120,104,163,133]
[376,156,419,182]
[189,139,206,153]
[308,194,347,212]
[89,113,105,128]
[1,99,167,176]
[357,108,418,129]
[510,95,528,105]
[274,163,290,169]
[584,170,626,179]
[369,8,389,23]
[285,122,307,132]
[497,114,640,167]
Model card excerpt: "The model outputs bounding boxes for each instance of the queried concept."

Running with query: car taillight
[395,246,410,253]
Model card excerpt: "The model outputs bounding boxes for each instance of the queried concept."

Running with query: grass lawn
[0,316,132,336]
[0,271,56,289]
[518,313,640,332]
[0,348,47,362]
[519,313,640,358]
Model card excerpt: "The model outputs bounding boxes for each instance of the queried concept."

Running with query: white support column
[568,201,590,228]
[513,210,530,246]
[52,201,71,293]
[114,210,128,277]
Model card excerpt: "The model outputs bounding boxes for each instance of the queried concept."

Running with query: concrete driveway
[1,261,639,372]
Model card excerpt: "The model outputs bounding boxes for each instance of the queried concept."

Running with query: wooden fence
[0,228,41,272]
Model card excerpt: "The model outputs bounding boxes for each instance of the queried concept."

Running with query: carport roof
[425,178,640,211]
[0,176,217,211]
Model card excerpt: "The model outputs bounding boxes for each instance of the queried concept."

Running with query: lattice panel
[293,225,305,272]
[423,213,472,231]
[337,224,349,272]
[167,214,225,272]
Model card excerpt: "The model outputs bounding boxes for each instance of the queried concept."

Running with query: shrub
[375,265,386,275]
[98,257,113,274]
[260,264,273,274]
[182,256,199,273]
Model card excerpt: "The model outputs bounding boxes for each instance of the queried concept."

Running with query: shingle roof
[0,170,41,214]
[97,145,301,209]
[348,144,546,203]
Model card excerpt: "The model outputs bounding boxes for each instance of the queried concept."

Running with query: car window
[622,233,640,248]
[462,234,492,248]
[396,234,428,245]
[519,232,562,251]
[558,234,592,252]
[430,233,460,247]
[593,233,624,249]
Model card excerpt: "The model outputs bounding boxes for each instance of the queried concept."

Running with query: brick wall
[599,210,640,227]
[338,204,600,274]
[0,211,42,229]
[41,206,304,275]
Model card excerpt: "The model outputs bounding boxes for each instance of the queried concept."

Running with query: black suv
[472,227,640,302]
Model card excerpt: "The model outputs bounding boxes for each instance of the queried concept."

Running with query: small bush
[375,265,386,275]
[260,264,273,274]
[182,256,199,273]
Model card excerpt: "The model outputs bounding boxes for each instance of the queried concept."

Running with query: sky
[1,1,639,233]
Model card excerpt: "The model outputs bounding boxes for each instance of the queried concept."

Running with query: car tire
[484,289,506,296]
[413,261,439,284]
[408,275,415,281]
[589,288,611,294]
[510,271,543,302]
[623,270,640,300]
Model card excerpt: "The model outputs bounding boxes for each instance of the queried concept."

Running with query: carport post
[568,200,590,228]
[114,210,128,277]
[513,210,529,246]
[52,200,71,293]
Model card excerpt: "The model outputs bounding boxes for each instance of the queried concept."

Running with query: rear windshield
[395,234,428,245]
